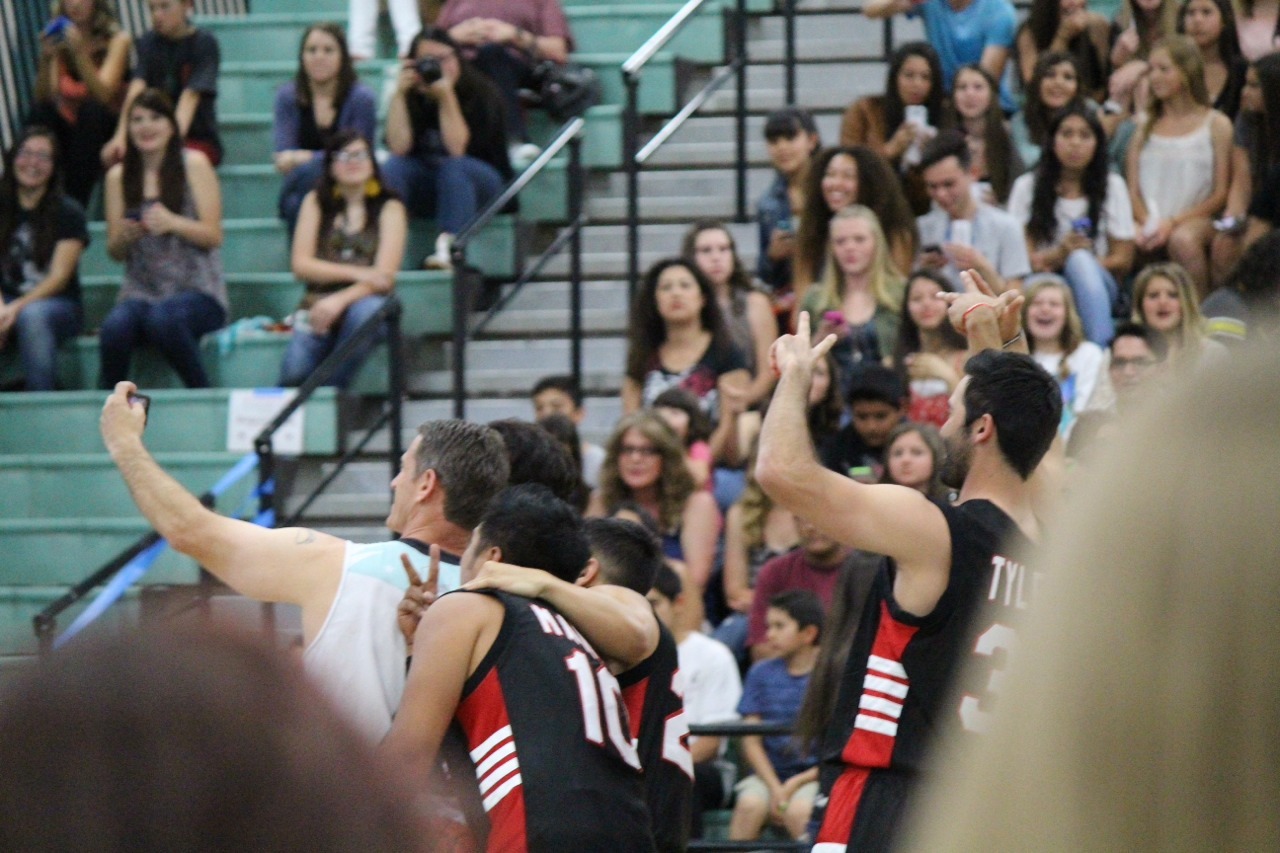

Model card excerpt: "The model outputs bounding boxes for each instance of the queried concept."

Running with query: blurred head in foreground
[0,624,431,851]
[903,342,1280,851]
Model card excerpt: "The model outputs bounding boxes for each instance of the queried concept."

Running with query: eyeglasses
[333,149,371,164]
[619,444,661,458]
[1111,356,1156,370]
[16,149,53,163]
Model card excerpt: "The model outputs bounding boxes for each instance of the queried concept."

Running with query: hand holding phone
[128,393,151,427]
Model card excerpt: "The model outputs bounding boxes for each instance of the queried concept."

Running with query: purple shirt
[435,0,575,52]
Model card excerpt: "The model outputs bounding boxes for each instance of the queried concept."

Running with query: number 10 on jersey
[565,650,643,770]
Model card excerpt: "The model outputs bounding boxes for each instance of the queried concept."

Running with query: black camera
[415,57,443,85]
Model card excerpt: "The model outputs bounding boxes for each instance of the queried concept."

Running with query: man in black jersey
[384,485,656,852]
[756,271,1061,852]
[464,517,694,852]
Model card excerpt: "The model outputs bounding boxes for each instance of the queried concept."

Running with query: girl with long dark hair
[683,220,777,406]
[1177,0,1247,118]
[839,41,946,214]
[278,130,406,388]
[274,22,379,235]
[99,88,225,388]
[0,126,88,390]
[1008,105,1136,344]
[1011,51,1087,169]
[891,269,967,427]
[1210,53,1280,282]
[1015,0,1110,101]
[947,64,1022,204]
[622,257,751,463]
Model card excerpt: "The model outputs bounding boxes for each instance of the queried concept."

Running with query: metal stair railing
[622,0,755,296]
[448,117,588,419]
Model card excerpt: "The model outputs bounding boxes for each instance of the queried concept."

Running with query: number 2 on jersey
[565,650,643,769]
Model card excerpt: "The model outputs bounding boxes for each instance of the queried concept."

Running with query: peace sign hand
[396,545,440,653]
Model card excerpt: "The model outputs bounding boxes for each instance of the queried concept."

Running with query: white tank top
[303,540,461,743]
[1138,116,1215,222]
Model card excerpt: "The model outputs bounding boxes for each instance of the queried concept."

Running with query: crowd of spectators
[2,0,1279,847]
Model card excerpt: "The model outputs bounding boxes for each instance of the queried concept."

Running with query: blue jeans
[98,293,226,389]
[277,294,387,389]
[1062,249,1119,346]
[5,295,82,390]
[278,155,326,240]
[379,154,505,234]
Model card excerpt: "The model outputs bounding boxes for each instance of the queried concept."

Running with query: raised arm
[464,561,658,669]
[100,382,345,639]
[755,314,952,616]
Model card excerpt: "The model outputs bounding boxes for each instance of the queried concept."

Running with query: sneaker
[508,142,542,169]
[423,232,455,270]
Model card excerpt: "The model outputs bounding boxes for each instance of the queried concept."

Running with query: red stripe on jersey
[841,601,920,770]
[621,677,649,740]
[455,668,528,853]
[814,766,871,845]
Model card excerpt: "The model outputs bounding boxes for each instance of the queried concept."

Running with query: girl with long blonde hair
[800,205,905,386]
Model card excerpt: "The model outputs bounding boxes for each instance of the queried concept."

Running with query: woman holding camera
[382,27,512,270]
[30,0,132,205]
[99,89,225,389]
[1007,105,1135,345]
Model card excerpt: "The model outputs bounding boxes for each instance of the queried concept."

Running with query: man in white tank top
[100,384,509,742]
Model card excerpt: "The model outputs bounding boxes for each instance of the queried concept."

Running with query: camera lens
[415,57,443,85]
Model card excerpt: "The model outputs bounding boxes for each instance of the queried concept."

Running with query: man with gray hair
[100,381,509,741]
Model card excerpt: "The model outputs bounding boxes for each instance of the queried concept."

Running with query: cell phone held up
[129,393,151,427]
[42,16,71,42]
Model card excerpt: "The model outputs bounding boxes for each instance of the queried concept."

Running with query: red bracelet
[959,302,996,333]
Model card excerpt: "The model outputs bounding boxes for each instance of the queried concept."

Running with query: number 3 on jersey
[565,650,643,769]
[959,622,1017,733]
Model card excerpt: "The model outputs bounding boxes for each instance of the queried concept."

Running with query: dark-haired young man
[384,485,655,852]
[757,275,1061,852]
[529,374,606,487]
[463,517,694,853]
[916,130,1030,293]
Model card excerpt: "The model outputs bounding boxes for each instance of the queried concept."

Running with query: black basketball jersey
[811,499,1034,853]
[618,622,693,853]
[449,590,656,853]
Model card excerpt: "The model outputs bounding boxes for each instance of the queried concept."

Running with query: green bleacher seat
[0,452,256,520]
[0,388,340,455]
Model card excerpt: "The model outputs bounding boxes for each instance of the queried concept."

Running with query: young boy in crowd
[531,374,605,487]
[757,106,821,295]
[820,364,907,480]
[101,0,221,167]
[730,590,823,843]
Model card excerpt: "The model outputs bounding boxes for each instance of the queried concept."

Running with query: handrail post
[624,68,642,299]
[34,613,54,657]
[450,245,468,419]
[784,0,796,106]
[255,435,275,525]
[883,16,894,61]
[735,0,749,222]
[568,130,585,392]
[386,297,404,480]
